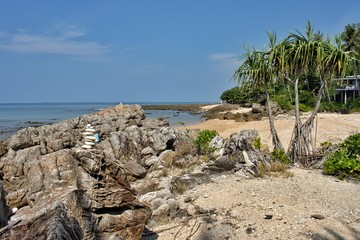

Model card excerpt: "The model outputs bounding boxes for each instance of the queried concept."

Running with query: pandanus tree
[342,23,360,89]
[233,21,355,164]
[283,21,354,164]
[233,32,284,151]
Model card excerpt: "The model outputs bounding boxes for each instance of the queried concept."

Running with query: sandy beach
[152,110,360,240]
[177,111,360,150]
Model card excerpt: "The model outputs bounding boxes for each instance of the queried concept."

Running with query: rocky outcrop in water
[204,101,284,121]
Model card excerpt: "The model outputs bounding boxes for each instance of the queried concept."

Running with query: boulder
[141,118,169,129]
[138,188,181,226]
[0,141,7,157]
[204,129,267,176]
[252,103,264,114]
[0,204,83,240]
[0,147,152,239]
[119,160,147,178]
[171,173,212,193]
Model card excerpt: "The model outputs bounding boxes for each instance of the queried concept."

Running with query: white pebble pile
[81,124,97,149]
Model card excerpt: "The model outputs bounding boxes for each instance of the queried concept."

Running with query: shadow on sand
[302,224,360,240]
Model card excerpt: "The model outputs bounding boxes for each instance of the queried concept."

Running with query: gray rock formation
[0,104,163,239]
[0,104,269,238]
[204,129,269,174]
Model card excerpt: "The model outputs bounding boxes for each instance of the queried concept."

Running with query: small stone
[311,214,325,220]
[194,205,208,214]
[12,207,18,214]
[264,214,273,219]
[246,226,255,234]
[184,196,192,203]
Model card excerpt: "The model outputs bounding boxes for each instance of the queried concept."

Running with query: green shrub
[270,149,291,164]
[323,149,360,180]
[299,90,316,108]
[320,141,333,147]
[194,129,218,155]
[345,99,360,112]
[340,133,360,158]
[323,133,360,180]
[272,94,292,111]
[298,103,311,112]
[220,84,264,105]
[253,137,262,150]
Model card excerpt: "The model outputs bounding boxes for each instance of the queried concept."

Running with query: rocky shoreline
[141,103,210,113]
[0,104,276,239]
[0,104,359,239]
[142,102,286,122]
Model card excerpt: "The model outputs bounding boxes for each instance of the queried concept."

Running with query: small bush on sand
[194,129,219,155]
[340,133,360,157]
[160,168,169,177]
[160,139,197,168]
[324,133,360,180]
[253,137,262,150]
[256,161,294,178]
[324,150,360,180]
[161,151,176,168]
[172,182,188,194]
[174,138,197,159]
[271,149,291,164]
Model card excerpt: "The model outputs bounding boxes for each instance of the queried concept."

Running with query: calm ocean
[0,102,205,140]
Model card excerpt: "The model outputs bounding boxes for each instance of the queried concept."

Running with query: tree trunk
[355,61,359,96]
[299,82,325,157]
[264,85,284,151]
[287,78,302,163]
[324,79,333,109]
[287,84,293,102]
[303,83,325,126]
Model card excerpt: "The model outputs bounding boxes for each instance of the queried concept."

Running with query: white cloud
[208,53,237,62]
[0,25,110,57]
[208,52,240,72]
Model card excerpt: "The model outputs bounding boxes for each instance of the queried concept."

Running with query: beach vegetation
[194,129,219,155]
[161,151,176,168]
[232,20,356,165]
[339,133,360,158]
[271,149,291,165]
[320,141,333,148]
[174,138,197,158]
[255,161,293,178]
[342,23,360,82]
[323,133,360,180]
[233,32,285,152]
[224,21,360,116]
[160,168,169,177]
[172,181,188,194]
[220,84,263,105]
[161,138,197,168]
[253,137,262,150]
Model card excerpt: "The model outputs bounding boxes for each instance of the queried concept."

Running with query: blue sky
[0,1,359,103]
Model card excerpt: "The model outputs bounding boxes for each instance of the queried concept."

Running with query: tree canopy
[231,20,357,164]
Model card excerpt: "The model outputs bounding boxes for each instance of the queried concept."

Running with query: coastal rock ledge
[0,104,273,239]
[0,104,173,239]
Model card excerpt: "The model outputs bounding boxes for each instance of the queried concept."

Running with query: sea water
[0,102,204,140]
